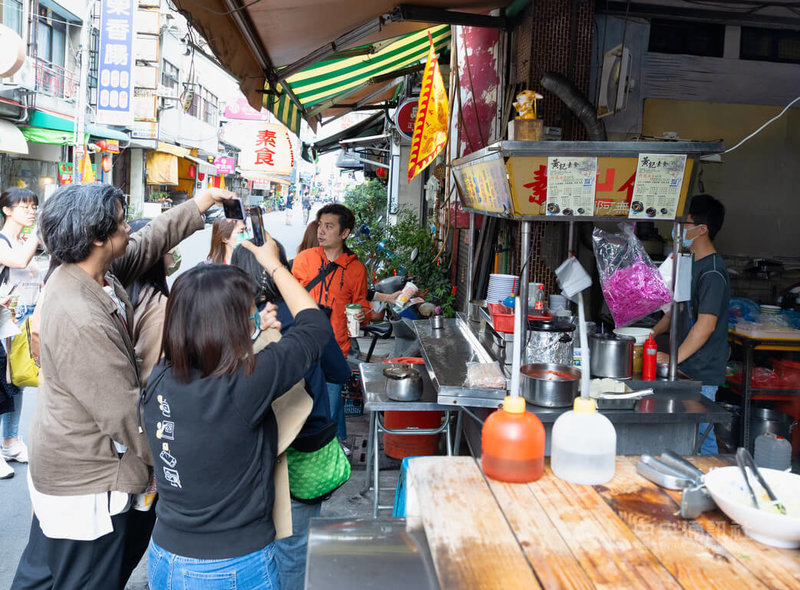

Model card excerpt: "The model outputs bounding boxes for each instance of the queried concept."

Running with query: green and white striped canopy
[264,25,451,135]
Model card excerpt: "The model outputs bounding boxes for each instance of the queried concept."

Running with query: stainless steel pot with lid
[589,332,634,379]
[525,319,575,366]
[383,365,423,401]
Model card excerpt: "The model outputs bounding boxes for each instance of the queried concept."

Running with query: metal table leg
[742,343,754,451]
[454,409,463,455]
[372,411,380,518]
[360,410,376,496]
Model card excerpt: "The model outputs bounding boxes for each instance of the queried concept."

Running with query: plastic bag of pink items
[592,225,672,328]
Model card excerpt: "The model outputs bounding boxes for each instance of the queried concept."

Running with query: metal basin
[520,363,581,408]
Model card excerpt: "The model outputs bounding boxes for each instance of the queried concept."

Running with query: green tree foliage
[344,180,392,279]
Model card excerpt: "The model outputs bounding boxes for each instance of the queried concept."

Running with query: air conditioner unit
[6,59,35,92]
[597,44,632,118]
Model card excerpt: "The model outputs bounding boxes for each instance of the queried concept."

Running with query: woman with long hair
[142,235,330,589]
[0,187,41,478]
[232,241,350,590]
[296,220,319,255]
[207,218,246,264]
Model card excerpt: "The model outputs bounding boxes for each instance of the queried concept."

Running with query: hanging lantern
[198,172,205,181]
[188,164,196,179]
[101,155,112,173]
[376,166,388,179]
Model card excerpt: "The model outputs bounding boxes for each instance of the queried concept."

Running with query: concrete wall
[594,16,800,258]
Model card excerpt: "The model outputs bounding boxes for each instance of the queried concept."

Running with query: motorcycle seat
[362,323,393,339]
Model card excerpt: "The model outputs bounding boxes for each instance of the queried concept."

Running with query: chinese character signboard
[507,156,694,218]
[214,157,235,175]
[96,0,135,126]
[628,154,687,220]
[545,157,597,216]
[222,122,294,176]
[452,153,514,215]
[58,162,73,184]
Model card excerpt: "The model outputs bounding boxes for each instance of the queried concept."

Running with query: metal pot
[525,319,575,366]
[589,332,634,379]
[716,403,795,450]
[520,363,581,407]
[383,365,423,401]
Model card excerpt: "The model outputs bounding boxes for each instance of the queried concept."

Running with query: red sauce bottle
[642,334,657,380]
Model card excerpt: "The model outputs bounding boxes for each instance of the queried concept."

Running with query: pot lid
[383,366,421,380]
[527,319,576,333]
[590,332,635,342]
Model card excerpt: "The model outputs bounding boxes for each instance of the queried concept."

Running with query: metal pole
[519,221,531,363]
[668,220,682,381]
[466,211,476,320]
[73,0,98,184]
[567,220,575,255]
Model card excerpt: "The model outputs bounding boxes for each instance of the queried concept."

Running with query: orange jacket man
[292,204,369,357]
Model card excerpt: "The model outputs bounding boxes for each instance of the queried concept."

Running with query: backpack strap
[305,262,338,293]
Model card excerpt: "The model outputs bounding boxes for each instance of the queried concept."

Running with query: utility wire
[724,95,800,153]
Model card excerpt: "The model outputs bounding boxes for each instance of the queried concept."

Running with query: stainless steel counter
[306,518,438,590]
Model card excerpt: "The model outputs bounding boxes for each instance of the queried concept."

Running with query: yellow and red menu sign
[452,154,514,215]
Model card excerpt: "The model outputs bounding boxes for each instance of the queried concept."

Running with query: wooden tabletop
[405,456,800,589]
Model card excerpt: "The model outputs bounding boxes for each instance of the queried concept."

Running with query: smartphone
[247,206,266,246]
[222,197,246,220]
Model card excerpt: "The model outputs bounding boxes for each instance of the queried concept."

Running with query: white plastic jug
[551,397,617,485]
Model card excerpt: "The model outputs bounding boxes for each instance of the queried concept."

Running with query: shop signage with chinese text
[214,157,235,175]
[96,0,135,126]
[221,122,294,176]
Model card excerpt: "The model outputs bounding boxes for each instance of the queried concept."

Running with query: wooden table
[406,456,800,589]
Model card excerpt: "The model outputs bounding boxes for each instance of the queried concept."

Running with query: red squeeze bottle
[642,334,657,380]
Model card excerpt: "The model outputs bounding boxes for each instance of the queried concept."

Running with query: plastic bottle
[481,396,545,483]
[534,284,545,312]
[642,334,658,380]
[754,432,792,471]
[503,294,516,308]
[551,397,616,485]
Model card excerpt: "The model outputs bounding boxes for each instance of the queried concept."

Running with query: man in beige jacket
[12,183,233,590]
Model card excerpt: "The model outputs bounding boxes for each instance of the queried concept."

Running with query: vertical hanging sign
[96,0,135,126]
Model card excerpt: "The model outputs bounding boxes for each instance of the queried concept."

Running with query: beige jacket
[131,287,168,387]
[29,202,204,496]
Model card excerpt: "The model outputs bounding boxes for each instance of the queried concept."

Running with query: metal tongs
[636,450,716,519]
[735,447,786,515]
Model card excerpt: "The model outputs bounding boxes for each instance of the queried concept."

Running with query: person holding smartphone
[12,184,235,590]
[142,237,329,590]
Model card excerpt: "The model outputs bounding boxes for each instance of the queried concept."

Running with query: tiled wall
[513,0,595,141]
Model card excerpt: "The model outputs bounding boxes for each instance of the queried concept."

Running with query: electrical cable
[723,95,800,153]
[185,0,263,17]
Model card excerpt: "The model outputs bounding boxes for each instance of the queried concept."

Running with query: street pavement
[0,202,321,588]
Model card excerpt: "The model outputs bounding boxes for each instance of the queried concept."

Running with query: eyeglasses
[16,204,37,213]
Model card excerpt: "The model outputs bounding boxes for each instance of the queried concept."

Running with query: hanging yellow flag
[80,149,96,183]
[408,32,448,182]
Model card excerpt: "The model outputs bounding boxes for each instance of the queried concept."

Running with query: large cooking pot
[716,403,795,450]
[525,319,575,366]
[383,365,423,401]
[589,332,634,379]
[520,363,581,407]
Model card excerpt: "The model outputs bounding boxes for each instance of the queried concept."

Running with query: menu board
[628,154,687,220]
[453,154,514,215]
[545,157,597,216]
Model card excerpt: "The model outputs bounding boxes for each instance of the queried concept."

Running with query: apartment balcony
[34,57,76,101]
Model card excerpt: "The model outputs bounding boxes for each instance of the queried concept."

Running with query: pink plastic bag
[592,225,672,328]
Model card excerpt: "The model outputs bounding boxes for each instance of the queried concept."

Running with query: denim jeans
[274,500,322,590]
[326,381,347,441]
[0,347,22,440]
[148,539,281,590]
[698,385,719,455]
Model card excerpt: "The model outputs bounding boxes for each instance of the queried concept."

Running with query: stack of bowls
[487,274,518,304]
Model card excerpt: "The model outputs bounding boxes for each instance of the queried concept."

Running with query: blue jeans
[0,347,22,439]
[148,539,281,590]
[326,381,347,441]
[698,385,719,455]
[274,500,322,590]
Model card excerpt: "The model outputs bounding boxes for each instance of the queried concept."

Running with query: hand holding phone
[222,197,246,220]
[247,206,266,246]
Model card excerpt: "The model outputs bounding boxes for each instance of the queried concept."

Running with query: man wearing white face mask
[653,194,729,454]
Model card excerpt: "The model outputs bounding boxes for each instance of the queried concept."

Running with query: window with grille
[162,60,179,95]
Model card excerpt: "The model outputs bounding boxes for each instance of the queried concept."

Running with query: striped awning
[264,25,451,135]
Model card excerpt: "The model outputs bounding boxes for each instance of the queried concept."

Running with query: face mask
[235,232,248,245]
[165,248,182,276]
[681,227,695,249]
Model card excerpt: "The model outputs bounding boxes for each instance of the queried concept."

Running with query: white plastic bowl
[704,466,800,548]
[613,327,652,345]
